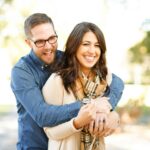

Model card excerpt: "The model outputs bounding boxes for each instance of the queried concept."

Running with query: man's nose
[44,41,54,48]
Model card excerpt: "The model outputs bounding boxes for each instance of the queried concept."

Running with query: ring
[103,119,105,123]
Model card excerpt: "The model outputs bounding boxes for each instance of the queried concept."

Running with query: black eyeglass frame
[30,35,58,48]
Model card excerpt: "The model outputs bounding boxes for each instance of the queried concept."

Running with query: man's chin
[42,54,55,65]
[44,58,55,65]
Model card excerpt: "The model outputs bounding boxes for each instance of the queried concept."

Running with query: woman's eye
[95,45,100,47]
[82,43,89,46]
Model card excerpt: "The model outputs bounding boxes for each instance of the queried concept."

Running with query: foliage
[4,0,13,3]
[128,31,150,83]
[0,20,7,29]
[0,0,13,29]
[0,0,31,65]
[0,0,13,10]
[129,31,150,63]
[117,96,150,125]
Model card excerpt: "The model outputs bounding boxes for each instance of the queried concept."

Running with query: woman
[42,22,122,150]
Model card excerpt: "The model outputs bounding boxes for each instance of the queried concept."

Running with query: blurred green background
[0,0,150,149]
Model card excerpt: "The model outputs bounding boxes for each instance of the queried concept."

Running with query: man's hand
[91,97,112,114]
[103,111,120,137]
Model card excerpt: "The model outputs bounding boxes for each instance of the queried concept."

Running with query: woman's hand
[88,111,120,137]
[73,103,97,129]
[88,112,107,136]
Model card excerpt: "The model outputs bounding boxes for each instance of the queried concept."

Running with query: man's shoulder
[11,55,32,82]
[56,50,64,59]
[12,54,30,71]
[56,49,63,54]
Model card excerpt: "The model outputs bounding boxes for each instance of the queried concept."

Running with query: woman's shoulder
[106,69,112,86]
[42,73,63,94]
[46,73,62,83]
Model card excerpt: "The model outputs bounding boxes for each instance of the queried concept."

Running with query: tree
[128,31,150,84]
[129,31,150,63]
[0,0,30,65]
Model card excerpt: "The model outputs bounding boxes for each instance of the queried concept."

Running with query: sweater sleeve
[44,118,81,140]
[42,73,64,105]
[42,74,81,140]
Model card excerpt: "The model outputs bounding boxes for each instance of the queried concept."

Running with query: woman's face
[76,31,101,75]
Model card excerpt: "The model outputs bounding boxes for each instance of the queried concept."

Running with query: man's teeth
[45,50,53,54]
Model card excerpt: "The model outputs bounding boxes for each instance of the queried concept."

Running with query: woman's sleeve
[44,118,81,140]
[42,73,64,105]
[42,74,81,140]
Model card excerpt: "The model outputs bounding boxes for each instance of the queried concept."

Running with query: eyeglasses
[30,35,58,48]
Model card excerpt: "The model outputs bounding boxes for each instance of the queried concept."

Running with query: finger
[103,117,108,130]
[99,122,109,137]
[89,121,95,135]
[98,126,108,137]
[93,117,100,134]
[98,119,104,134]
[98,130,106,137]
[101,121,117,137]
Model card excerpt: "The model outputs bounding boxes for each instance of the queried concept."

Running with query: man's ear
[25,39,32,48]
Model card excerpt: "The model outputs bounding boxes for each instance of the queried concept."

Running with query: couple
[11,13,124,150]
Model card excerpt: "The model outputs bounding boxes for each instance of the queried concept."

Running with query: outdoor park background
[0,0,150,149]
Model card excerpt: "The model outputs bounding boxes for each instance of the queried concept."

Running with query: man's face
[26,23,58,65]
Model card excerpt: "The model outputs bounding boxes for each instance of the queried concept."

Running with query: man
[11,13,124,150]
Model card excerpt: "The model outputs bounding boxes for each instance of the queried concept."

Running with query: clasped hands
[73,97,120,137]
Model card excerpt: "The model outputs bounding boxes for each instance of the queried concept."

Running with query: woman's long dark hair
[53,22,108,93]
